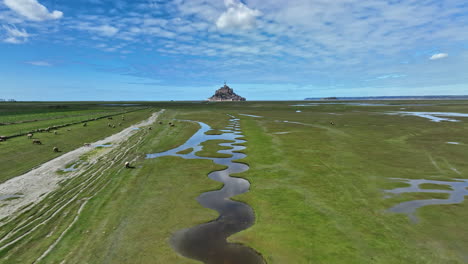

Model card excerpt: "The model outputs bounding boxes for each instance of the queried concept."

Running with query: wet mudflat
[385,178,468,222]
[147,115,265,264]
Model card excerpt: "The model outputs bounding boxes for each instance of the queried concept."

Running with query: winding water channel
[146,115,265,264]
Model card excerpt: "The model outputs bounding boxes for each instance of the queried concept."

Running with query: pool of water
[62,160,88,172]
[292,102,435,107]
[0,194,24,201]
[384,178,468,222]
[62,162,80,172]
[387,112,468,122]
[238,114,263,118]
[94,144,113,148]
[146,115,265,264]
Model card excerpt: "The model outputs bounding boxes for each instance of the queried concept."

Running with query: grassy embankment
[0,107,153,184]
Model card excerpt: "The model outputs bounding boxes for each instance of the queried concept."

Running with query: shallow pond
[238,114,263,118]
[387,112,468,122]
[146,115,265,264]
[292,102,435,107]
[0,194,23,201]
[385,178,468,222]
[94,144,113,148]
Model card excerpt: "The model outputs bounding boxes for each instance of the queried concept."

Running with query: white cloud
[93,25,119,36]
[4,0,63,21]
[2,25,29,43]
[25,61,52,66]
[430,53,448,60]
[216,0,261,30]
[74,23,119,37]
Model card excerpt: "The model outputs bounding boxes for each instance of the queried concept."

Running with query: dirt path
[0,110,164,221]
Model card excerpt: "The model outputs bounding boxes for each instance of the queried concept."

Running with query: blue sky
[1,0,467,100]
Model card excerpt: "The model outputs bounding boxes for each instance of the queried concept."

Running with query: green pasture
[0,107,153,184]
[1,101,468,263]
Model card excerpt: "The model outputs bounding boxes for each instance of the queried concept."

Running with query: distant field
[0,104,153,184]
[1,101,468,263]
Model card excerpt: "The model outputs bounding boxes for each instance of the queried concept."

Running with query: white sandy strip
[0,110,164,220]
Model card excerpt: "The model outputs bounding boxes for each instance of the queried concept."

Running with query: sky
[0,0,467,101]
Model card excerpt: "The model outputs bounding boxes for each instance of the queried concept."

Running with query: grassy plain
[1,101,468,263]
[0,105,153,183]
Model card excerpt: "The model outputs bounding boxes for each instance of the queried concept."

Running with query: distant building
[207,83,246,101]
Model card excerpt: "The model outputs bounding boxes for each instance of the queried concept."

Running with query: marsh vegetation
[1,101,468,263]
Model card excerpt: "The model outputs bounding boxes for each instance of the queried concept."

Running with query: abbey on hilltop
[207,82,246,101]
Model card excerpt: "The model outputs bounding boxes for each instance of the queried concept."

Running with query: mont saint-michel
[207,83,246,101]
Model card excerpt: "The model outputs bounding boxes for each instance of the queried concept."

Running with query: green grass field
[1,101,468,263]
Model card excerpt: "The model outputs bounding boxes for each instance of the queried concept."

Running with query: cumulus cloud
[2,25,30,43]
[25,61,52,66]
[3,0,63,21]
[430,53,448,60]
[216,0,261,30]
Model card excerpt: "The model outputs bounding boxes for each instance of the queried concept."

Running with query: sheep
[32,139,42,145]
[330,121,335,125]
[148,127,152,130]
[108,117,113,120]
[124,161,131,168]
[112,125,116,128]
[53,147,59,152]
[158,121,163,125]
[27,133,33,139]
[54,131,58,135]
[118,123,122,126]
[108,123,112,127]
[83,123,87,127]
[84,143,91,147]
